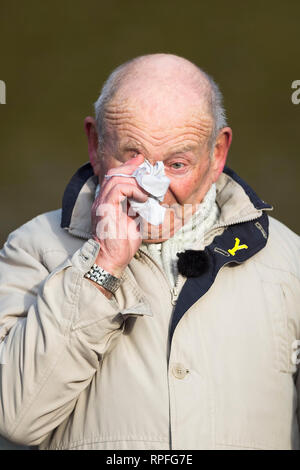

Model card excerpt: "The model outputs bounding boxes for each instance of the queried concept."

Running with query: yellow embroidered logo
[228,237,248,256]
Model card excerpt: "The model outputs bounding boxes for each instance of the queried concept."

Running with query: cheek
[98,156,123,185]
[167,176,200,203]
[166,164,211,203]
[177,178,195,194]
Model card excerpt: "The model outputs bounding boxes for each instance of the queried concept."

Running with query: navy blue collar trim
[61,162,94,229]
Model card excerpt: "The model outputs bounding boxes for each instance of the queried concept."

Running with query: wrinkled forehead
[103,90,213,145]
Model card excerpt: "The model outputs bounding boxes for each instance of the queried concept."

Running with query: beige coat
[0,165,299,450]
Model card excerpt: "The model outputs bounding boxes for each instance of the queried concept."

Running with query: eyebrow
[120,139,198,157]
[121,139,147,153]
[168,144,198,155]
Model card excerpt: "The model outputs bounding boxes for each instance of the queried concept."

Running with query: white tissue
[104,160,170,225]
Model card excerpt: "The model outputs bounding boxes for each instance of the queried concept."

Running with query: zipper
[170,277,182,306]
[203,209,273,245]
[208,212,268,231]
[170,286,178,306]
[138,248,185,307]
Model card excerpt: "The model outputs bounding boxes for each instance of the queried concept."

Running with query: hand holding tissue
[104,160,170,225]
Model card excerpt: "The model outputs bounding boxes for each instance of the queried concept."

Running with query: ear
[84,117,101,176]
[210,127,232,182]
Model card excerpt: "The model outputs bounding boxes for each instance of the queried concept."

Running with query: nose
[146,157,165,167]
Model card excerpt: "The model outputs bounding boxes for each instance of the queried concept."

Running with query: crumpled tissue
[104,160,170,225]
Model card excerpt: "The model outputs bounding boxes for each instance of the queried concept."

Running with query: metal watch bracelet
[84,263,122,294]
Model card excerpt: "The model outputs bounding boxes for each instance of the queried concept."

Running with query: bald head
[109,54,211,101]
[94,53,227,153]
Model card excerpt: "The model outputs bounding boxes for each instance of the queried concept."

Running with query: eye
[127,148,144,159]
[170,162,185,169]
[126,148,138,155]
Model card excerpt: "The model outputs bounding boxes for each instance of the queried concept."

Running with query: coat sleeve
[0,231,127,446]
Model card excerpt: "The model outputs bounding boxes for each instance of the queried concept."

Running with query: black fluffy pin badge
[176,249,211,277]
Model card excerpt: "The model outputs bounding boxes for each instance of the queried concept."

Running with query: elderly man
[0,53,299,451]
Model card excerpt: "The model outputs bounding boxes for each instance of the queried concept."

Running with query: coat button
[172,363,189,379]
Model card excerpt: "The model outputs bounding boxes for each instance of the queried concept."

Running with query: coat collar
[61,163,96,239]
[61,162,272,240]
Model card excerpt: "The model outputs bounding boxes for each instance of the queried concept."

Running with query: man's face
[93,85,228,242]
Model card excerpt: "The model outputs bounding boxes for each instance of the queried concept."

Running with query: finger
[105,183,149,205]
[97,154,146,201]
[100,170,148,200]
[105,154,144,178]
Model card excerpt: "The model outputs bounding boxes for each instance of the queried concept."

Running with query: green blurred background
[0,0,299,449]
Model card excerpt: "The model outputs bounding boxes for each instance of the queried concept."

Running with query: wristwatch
[84,263,122,294]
